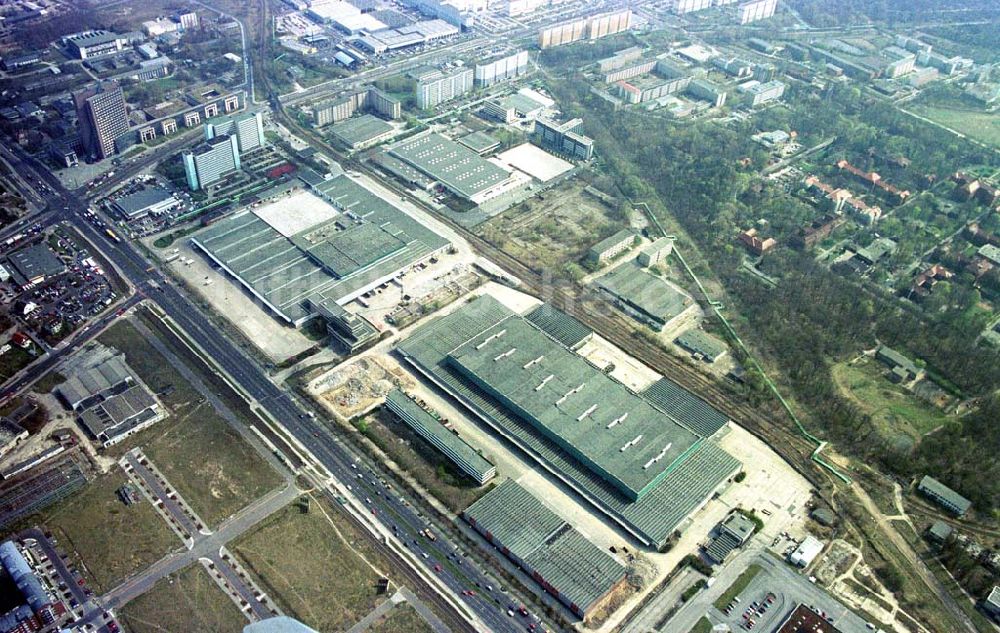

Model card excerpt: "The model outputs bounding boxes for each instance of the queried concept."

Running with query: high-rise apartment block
[474,50,529,87]
[312,87,402,127]
[182,135,240,191]
[738,0,777,24]
[204,111,266,154]
[74,82,130,160]
[177,11,199,29]
[532,118,594,160]
[415,67,473,109]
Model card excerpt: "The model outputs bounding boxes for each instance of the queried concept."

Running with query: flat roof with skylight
[388,133,518,202]
[447,316,701,501]
[191,175,449,325]
[398,295,741,547]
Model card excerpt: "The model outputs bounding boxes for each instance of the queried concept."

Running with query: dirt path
[853,484,978,633]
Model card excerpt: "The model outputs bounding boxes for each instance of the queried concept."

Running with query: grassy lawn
[831,359,950,442]
[98,320,202,410]
[45,471,178,592]
[713,564,762,610]
[233,498,393,632]
[118,564,245,633]
[370,604,434,633]
[33,371,65,393]
[143,401,283,527]
[688,617,713,633]
[909,104,1000,150]
[358,409,494,513]
[98,318,283,527]
[0,344,37,381]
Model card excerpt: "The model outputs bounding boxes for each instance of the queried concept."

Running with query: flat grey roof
[389,134,512,200]
[114,187,175,216]
[457,131,501,154]
[192,173,448,324]
[398,295,740,547]
[329,114,394,147]
[8,244,64,284]
[595,262,692,324]
[503,93,546,115]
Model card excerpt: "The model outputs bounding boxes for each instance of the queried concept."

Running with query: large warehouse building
[191,174,450,326]
[464,479,626,619]
[398,295,740,548]
[387,133,529,205]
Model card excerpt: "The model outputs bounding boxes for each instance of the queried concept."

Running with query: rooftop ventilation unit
[535,374,554,391]
[555,383,585,406]
[619,434,643,452]
[475,328,506,349]
[642,443,672,470]
[493,347,516,361]
[606,412,628,429]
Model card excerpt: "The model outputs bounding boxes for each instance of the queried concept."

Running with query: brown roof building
[738,228,776,255]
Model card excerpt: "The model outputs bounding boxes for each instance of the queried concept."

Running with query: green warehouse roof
[464,480,626,615]
[446,316,701,501]
[398,295,740,547]
[329,114,394,148]
[595,262,692,327]
[919,475,972,515]
[191,174,448,324]
[464,479,566,559]
[642,378,729,437]
[524,303,593,350]
[389,133,512,200]
[674,329,728,362]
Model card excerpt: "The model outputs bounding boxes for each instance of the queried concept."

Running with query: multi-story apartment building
[312,87,402,126]
[74,82,130,160]
[415,67,473,109]
[204,111,266,154]
[182,135,240,191]
[474,50,529,87]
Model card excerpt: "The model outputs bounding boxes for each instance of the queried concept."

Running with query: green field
[143,402,284,527]
[119,564,245,633]
[98,318,283,527]
[0,344,37,382]
[909,105,1000,150]
[688,617,713,633]
[45,471,178,592]
[831,359,950,443]
[713,564,762,610]
[370,604,434,633]
[233,498,393,632]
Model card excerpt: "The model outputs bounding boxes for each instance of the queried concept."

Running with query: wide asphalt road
[7,144,539,633]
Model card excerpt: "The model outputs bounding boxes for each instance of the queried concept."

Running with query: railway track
[269,86,824,484]
[456,225,820,467]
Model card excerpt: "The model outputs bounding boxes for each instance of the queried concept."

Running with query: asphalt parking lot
[713,555,875,633]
